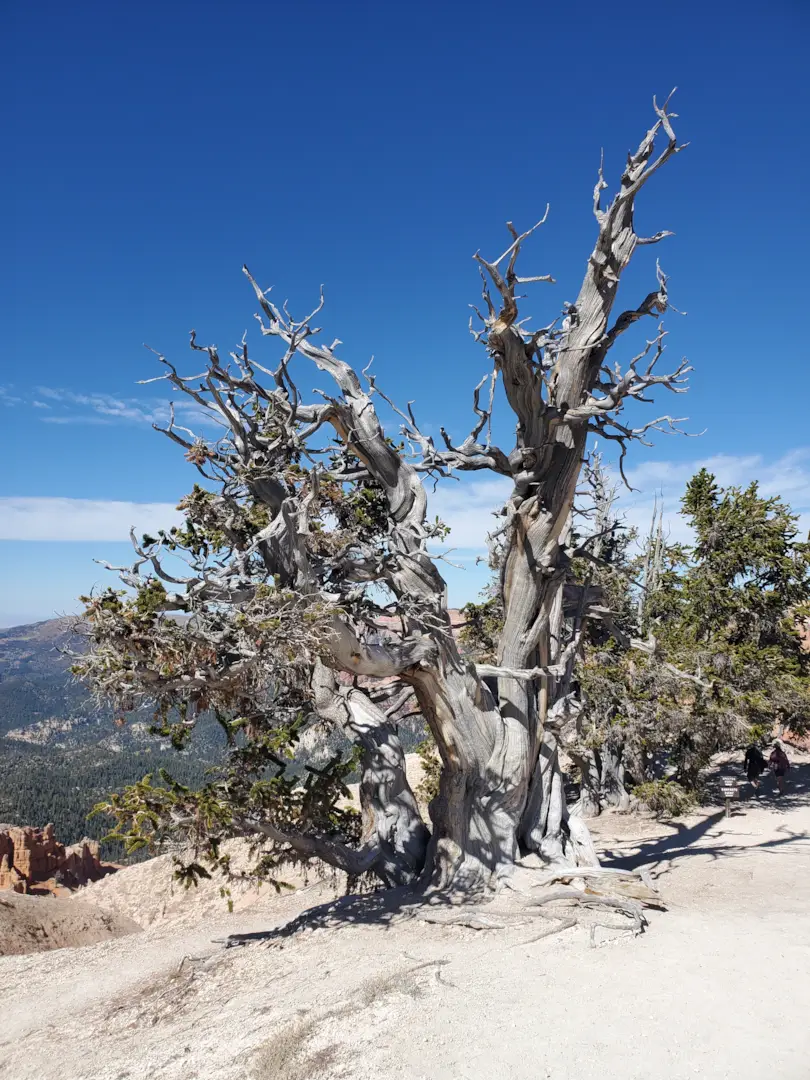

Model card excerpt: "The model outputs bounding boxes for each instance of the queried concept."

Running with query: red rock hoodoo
[0,824,118,895]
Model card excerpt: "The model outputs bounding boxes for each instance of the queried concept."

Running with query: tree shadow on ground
[599,815,808,874]
[216,884,454,948]
[600,761,810,874]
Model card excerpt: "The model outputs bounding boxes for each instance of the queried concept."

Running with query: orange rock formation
[0,824,118,895]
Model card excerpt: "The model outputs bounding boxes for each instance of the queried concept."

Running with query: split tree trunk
[408,645,525,895]
[356,719,430,887]
[310,663,428,887]
[600,741,632,812]
[572,748,603,817]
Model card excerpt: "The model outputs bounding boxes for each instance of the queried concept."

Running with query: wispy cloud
[424,450,810,564]
[36,387,147,418]
[0,498,182,542]
[34,386,205,427]
[621,448,810,546]
[5,451,809,552]
[427,477,511,556]
[41,415,118,426]
[0,483,508,550]
[38,387,159,423]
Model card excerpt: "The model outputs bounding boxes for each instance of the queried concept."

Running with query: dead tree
[638,498,666,630]
[76,96,689,897]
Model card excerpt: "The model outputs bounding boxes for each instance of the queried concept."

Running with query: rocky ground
[2,755,809,1080]
[0,892,139,957]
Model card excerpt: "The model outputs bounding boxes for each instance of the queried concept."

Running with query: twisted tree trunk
[326,96,684,890]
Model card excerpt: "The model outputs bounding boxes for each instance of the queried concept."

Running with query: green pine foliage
[578,468,810,794]
[5,467,809,854]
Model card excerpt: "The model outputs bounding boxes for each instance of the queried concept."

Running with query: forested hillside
[0,619,226,851]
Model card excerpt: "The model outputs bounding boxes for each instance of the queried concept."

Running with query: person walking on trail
[744,743,766,792]
[769,741,790,795]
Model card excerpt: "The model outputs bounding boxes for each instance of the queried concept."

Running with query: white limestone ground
[2,756,809,1080]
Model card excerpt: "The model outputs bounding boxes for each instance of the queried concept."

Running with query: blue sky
[3,0,809,626]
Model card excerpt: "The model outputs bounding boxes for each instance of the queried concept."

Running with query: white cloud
[426,476,512,555]
[424,449,810,563]
[37,389,149,422]
[31,386,215,429]
[0,482,510,549]
[35,387,164,425]
[41,415,116,426]
[5,449,809,554]
[0,498,183,542]
[620,448,810,547]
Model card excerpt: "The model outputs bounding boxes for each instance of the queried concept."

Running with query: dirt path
[2,763,809,1080]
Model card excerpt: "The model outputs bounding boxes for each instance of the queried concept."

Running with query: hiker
[769,741,790,795]
[743,743,766,791]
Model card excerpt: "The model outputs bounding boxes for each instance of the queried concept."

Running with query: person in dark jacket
[743,743,766,791]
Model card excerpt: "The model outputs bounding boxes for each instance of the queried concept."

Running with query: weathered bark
[311,662,428,886]
[522,724,568,863]
[600,740,632,812]
[250,306,522,895]
[521,721,601,867]
[483,101,685,866]
[405,639,525,894]
[572,747,602,817]
[318,97,682,883]
[355,717,430,887]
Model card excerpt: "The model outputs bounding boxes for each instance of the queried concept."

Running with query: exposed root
[510,861,664,905]
[419,911,507,931]
[528,886,648,936]
[510,914,579,948]
[416,872,656,944]
[530,871,664,909]
[497,861,665,942]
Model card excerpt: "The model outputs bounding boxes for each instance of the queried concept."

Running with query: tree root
[216,862,664,948]
[419,911,507,931]
[511,862,665,907]
[527,886,648,936]
[500,862,665,941]
[416,877,653,943]
[510,913,579,947]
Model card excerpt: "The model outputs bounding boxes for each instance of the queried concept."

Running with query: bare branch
[602,262,670,351]
[567,325,691,424]
[473,212,555,331]
[233,815,381,878]
[477,628,585,682]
